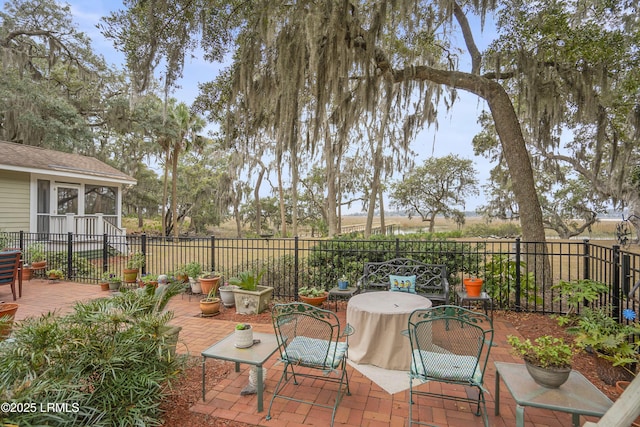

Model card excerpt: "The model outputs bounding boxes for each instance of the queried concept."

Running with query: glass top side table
[494,362,612,427]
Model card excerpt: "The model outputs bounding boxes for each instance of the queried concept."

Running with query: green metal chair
[267,302,353,427]
[404,305,494,427]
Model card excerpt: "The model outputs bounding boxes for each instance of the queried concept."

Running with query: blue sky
[6,0,498,211]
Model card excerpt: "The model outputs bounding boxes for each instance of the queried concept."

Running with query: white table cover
[347,291,432,370]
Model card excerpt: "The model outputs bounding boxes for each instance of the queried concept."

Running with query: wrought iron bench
[358,257,449,305]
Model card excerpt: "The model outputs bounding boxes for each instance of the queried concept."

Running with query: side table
[202,331,279,412]
[494,362,612,427]
[456,290,493,319]
[328,286,358,311]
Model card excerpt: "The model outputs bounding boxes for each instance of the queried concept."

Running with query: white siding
[0,170,30,231]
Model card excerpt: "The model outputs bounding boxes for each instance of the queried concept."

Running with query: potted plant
[229,269,273,314]
[338,275,349,290]
[99,271,115,291]
[463,276,484,297]
[569,306,640,385]
[46,268,64,280]
[219,282,239,307]
[107,274,122,291]
[140,273,159,288]
[234,322,253,348]
[507,335,574,388]
[25,242,46,270]
[124,251,145,283]
[199,271,221,296]
[199,285,221,317]
[298,286,329,306]
[0,302,19,339]
[184,261,203,294]
[173,265,189,283]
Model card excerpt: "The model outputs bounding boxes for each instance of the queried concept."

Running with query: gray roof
[0,141,136,184]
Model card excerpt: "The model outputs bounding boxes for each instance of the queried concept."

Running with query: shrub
[0,287,184,426]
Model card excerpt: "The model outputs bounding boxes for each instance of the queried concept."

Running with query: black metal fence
[3,231,639,318]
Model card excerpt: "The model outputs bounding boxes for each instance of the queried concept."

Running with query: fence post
[67,232,73,280]
[514,238,521,312]
[19,230,24,251]
[583,239,590,280]
[211,235,216,272]
[622,254,631,298]
[141,233,147,275]
[294,236,299,298]
[612,245,621,322]
[395,238,400,257]
[103,233,109,275]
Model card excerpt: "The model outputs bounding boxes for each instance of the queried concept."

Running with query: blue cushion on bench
[389,274,416,293]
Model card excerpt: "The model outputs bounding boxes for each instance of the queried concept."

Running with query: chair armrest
[341,323,355,338]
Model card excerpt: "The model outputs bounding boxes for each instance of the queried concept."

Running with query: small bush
[0,288,184,426]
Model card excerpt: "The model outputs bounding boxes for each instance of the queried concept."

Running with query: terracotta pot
[31,261,47,270]
[22,267,32,281]
[200,276,221,296]
[0,303,19,339]
[463,278,483,297]
[199,298,221,317]
[299,292,328,307]
[100,282,110,291]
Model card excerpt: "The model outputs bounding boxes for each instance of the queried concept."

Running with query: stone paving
[4,278,605,427]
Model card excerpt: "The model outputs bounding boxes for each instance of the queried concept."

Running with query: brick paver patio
[5,278,606,427]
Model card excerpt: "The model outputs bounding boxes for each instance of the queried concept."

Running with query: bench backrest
[360,257,449,303]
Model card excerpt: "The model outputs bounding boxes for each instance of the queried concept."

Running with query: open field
[125,214,624,241]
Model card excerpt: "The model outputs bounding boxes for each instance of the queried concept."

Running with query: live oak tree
[0,0,107,150]
[477,1,640,239]
[106,1,639,245]
[390,155,479,232]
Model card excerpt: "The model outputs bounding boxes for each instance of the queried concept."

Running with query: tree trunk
[391,67,546,243]
[379,187,386,235]
[171,147,181,240]
[277,161,287,236]
[254,166,265,234]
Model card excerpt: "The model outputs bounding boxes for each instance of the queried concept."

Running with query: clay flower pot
[463,278,484,297]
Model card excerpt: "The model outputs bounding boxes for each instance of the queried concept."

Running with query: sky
[5,0,498,212]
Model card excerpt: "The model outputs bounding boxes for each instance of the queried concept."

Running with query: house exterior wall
[0,169,31,232]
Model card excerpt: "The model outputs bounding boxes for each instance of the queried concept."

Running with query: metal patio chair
[0,250,21,301]
[404,305,494,427]
[267,302,353,427]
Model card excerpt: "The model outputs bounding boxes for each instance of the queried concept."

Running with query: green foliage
[298,286,326,297]
[45,269,64,279]
[463,222,521,238]
[47,251,96,277]
[483,255,539,307]
[305,235,483,291]
[552,279,608,315]
[228,269,265,291]
[507,335,573,369]
[182,261,202,278]
[389,155,479,231]
[235,323,250,330]
[25,242,46,263]
[568,307,640,369]
[127,251,146,269]
[0,284,185,426]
